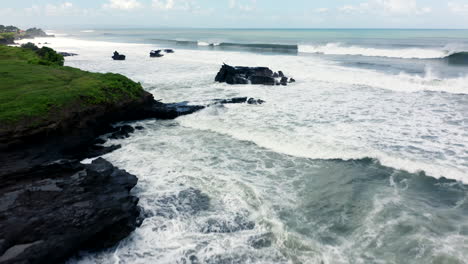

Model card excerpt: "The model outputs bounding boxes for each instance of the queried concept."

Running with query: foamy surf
[47,29,468,264]
[299,42,467,59]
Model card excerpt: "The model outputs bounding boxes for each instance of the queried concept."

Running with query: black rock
[164,49,174,53]
[211,97,265,105]
[150,50,164,58]
[250,75,276,85]
[280,77,288,86]
[58,52,78,57]
[247,98,265,105]
[135,126,144,130]
[86,144,122,158]
[0,158,140,264]
[215,64,293,86]
[112,51,126,60]
[289,78,296,83]
[109,125,135,140]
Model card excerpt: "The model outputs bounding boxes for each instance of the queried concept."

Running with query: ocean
[21,28,468,263]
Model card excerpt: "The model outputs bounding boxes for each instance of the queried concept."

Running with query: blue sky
[1,0,468,28]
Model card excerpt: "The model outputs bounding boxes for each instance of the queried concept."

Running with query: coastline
[0,43,205,263]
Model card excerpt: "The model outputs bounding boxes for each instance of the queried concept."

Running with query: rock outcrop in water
[150,50,164,57]
[215,64,295,86]
[0,158,140,264]
[112,51,126,60]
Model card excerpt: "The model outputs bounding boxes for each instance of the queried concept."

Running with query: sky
[1,0,468,29]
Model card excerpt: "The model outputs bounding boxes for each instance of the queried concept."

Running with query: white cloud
[339,0,431,15]
[315,8,329,13]
[103,0,142,10]
[152,0,199,11]
[448,2,468,13]
[44,2,74,16]
[229,0,256,12]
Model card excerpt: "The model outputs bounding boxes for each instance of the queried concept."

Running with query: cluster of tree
[24,27,49,37]
[0,25,20,33]
[21,42,64,66]
[0,25,53,46]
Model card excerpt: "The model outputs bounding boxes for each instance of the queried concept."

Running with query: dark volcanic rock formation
[112,51,126,60]
[0,158,140,264]
[215,64,295,86]
[58,52,78,57]
[150,50,164,58]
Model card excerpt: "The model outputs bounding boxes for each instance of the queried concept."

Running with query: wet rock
[150,50,164,58]
[85,144,122,158]
[112,51,126,60]
[164,49,174,53]
[212,97,265,105]
[135,126,144,130]
[280,77,288,86]
[250,75,276,85]
[289,78,296,83]
[0,158,140,264]
[58,52,78,57]
[215,64,294,86]
[109,125,135,140]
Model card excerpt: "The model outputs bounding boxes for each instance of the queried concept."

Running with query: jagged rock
[0,158,140,264]
[58,52,78,57]
[280,77,288,86]
[150,50,164,58]
[112,51,125,60]
[215,64,294,86]
[212,97,265,105]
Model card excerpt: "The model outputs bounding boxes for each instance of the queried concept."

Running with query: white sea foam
[299,42,466,59]
[22,36,468,183]
[49,35,468,263]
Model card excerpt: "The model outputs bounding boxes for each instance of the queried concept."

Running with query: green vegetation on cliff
[0,45,145,126]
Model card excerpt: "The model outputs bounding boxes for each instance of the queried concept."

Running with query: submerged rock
[148,188,210,219]
[58,52,78,57]
[215,64,294,86]
[0,158,140,263]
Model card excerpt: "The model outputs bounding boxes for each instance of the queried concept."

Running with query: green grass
[0,45,144,126]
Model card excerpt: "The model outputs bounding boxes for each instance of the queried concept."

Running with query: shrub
[35,47,64,66]
[21,42,39,51]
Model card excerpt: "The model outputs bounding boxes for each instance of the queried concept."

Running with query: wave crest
[299,43,468,59]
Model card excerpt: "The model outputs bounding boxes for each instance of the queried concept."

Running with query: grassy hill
[0,45,144,127]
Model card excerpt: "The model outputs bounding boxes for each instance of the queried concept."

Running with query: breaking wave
[299,42,468,59]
